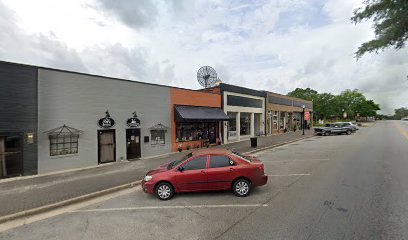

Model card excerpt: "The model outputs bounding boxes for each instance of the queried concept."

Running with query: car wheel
[232,179,251,197]
[155,182,174,201]
[324,131,330,136]
[346,129,351,135]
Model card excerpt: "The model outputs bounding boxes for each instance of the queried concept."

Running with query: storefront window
[280,112,285,130]
[287,112,292,131]
[176,123,217,143]
[273,111,278,130]
[240,112,251,135]
[228,112,237,138]
[151,130,165,145]
[50,135,78,156]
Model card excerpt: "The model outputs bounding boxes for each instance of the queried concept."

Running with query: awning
[174,106,230,123]
[149,123,169,131]
[44,124,83,136]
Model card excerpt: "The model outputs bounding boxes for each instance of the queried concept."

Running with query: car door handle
[201,170,206,174]
[229,168,235,171]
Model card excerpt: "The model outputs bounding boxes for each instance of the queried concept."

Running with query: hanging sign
[98,110,115,128]
[304,111,310,121]
[127,111,141,128]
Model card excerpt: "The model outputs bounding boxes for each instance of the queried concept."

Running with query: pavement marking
[0,187,137,233]
[394,122,408,141]
[267,173,311,177]
[70,204,269,213]
[263,159,330,163]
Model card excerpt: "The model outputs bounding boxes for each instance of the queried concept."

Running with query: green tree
[287,88,318,101]
[351,0,408,58]
[394,107,408,119]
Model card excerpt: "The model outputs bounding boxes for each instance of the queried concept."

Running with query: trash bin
[250,137,257,148]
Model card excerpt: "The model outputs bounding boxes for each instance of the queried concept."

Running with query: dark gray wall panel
[0,61,38,175]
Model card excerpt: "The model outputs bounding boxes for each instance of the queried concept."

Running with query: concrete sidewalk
[0,130,314,218]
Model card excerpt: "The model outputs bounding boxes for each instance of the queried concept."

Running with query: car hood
[146,163,170,175]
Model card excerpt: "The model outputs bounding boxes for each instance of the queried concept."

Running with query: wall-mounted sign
[127,111,141,128]
[98,110,115,128]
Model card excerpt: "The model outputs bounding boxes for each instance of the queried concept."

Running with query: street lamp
[302,105,305,135]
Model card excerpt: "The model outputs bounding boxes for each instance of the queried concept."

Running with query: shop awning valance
[174,106,230,123]
[44,124,83,136]
[149,123,169,131]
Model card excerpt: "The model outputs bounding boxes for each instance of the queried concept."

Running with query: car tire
[346,129,351,135]
[324,131,330,136]
[232,179,251,197]
[155,182,174,201]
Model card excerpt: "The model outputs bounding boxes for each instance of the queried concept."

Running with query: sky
[0,0,407,115]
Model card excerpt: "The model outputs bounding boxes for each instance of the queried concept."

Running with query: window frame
[49,134,79,156]
[151,129,166,145]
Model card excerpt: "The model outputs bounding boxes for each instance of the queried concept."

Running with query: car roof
[190,148,233,156]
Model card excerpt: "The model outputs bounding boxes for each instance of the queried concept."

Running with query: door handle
[201,170,206,174]
[229,168,235,171]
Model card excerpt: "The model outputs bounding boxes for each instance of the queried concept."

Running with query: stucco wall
[38,69,171,174]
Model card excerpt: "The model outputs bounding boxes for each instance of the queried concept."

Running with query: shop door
[126,129,141,159]
[0,134,23,178]
[208,123,217,144]
[98,130,116,164]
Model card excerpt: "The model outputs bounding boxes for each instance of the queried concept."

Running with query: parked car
[141,149,268,200]
[314,123,353,136]
[334,122,359,132]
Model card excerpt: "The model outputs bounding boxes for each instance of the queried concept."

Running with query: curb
[0,181,141,224]
[243,135,315,154]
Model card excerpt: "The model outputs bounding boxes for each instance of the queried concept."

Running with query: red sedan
[142,149,268,200]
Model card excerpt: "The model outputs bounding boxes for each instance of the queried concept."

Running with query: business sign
[98,110,115,128]
[304,111,310,121]
[127,117,140,128]
[127,111,141,128]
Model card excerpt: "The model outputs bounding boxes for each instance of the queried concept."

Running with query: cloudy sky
[0,0,407,114]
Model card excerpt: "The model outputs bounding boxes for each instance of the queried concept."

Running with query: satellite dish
[197,66,217,88]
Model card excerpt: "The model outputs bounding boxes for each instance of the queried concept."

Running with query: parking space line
[263,159,330,163]
[267,173,311,177]
[71,204,268,213]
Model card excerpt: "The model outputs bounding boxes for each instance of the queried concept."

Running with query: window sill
[50,153,79,159]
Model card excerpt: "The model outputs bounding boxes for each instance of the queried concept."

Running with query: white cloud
[0,0,407,114]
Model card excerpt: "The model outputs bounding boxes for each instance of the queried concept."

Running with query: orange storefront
[170,88,229,152]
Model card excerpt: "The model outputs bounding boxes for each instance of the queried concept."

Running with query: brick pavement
[0,130,314,217]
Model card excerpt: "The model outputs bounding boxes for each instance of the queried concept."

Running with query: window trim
[150,129,166,146]
[49,134,79,156]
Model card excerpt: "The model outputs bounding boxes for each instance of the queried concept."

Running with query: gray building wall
[38,69,171,174]
[0,62,38,175]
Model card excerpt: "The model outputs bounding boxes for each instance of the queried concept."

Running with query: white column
[236,112,240,141]
[223,120,228,144]
[250,112,255,137]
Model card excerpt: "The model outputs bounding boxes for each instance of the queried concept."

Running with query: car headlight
[144,175,153,182]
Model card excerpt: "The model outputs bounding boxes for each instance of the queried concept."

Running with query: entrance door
[208,123,217,144]
[98,130,116,164]
[0,134,23,178]
[126,129,141,159]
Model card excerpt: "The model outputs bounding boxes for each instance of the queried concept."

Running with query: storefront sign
[127,117,140,128]
[98,110,115,128]
[127,111,141,128]
[304,111,310,121]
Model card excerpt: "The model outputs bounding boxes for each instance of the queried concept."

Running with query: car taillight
[259,164,264,175]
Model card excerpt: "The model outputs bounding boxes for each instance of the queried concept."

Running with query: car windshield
[167,153,192,169]
[231,151,252,162]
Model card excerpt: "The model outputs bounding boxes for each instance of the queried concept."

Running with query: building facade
[266,92,313,135]
[220,84,267,143]
[0,60,313,178]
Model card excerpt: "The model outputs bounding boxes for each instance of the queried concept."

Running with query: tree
[351,0,408,58]
[287,88,318,101]
[394,107,408,119]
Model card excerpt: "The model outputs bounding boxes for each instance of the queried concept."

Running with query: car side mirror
[177,166,184,172]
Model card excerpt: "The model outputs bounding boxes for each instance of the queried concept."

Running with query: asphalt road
[1,121,408,240]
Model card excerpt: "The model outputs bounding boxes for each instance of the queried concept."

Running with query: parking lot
[4,123,405,240]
